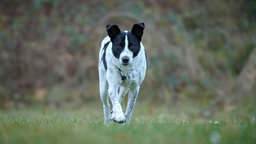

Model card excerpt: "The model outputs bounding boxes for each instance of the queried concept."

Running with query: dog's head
[106,23,145,66]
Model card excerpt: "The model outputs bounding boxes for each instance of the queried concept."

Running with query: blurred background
[0,0,255,117]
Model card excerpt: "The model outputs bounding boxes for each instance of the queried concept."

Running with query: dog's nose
[122,56,129,65]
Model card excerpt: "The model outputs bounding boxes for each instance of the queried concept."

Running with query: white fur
[98,35,147,124]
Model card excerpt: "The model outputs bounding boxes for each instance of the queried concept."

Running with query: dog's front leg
[125,86,140,123]
[118,86,128,104]
[108,85,126,123]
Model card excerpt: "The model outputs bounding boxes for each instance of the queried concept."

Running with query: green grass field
[0,102,255,144]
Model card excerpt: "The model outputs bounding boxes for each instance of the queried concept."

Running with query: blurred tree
[229,47,256,103]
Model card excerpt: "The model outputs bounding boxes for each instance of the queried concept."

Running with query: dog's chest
[120,68,139,85]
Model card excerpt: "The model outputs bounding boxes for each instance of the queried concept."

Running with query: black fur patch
[102,41,110,70]
[111,32,141,59]
[127,32,141,58]
[111,32,126,59]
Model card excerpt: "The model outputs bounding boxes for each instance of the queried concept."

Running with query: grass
[0,102,255,144]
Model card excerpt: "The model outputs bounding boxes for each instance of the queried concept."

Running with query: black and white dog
[98,23,147,124]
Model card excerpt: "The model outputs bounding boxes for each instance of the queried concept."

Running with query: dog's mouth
[122,63,129,66]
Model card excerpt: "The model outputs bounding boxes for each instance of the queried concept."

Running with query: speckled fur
[98,23,146,124]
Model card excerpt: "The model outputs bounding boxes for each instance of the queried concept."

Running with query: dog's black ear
[131,23,145,41]
[106,24,121,40]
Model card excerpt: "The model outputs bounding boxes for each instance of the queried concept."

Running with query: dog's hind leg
[100,81,111,124]
[99,72,111,123]
[125,86,140,123]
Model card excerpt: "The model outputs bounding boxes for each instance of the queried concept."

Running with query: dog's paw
[112,117,126,124]
[112,118,126,124]
[111,112,126,124]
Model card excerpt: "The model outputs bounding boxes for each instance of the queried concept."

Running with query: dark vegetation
[0,0,255,112]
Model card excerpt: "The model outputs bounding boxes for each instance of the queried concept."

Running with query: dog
[98,23,147,124]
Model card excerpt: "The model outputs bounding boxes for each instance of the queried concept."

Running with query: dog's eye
[116,44,123,49]
[129,44,137,50]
